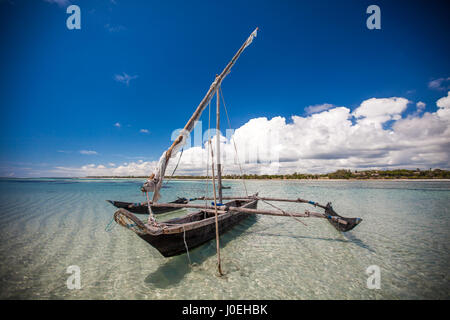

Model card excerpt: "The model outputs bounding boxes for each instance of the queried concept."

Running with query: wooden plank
[226,206,347,224]
[150,202,223,210]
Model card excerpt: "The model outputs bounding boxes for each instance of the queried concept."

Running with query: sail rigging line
[164,147,184,187]
[216,84,223,203]
[182,225,192,265]
[257,197,308,227]
[209,139,224,276]
[219,86,249,197]
[146,191,156,225]
[142,28,258,203]
[204,100,212,207]
[104,215,117,232]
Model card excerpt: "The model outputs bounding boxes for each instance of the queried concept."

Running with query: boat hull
[114,199,257,257]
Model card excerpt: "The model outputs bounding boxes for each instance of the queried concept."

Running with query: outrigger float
[110,28,362,273]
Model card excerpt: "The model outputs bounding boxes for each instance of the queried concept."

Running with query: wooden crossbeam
[149,201,347,225]
[192,196,328,209]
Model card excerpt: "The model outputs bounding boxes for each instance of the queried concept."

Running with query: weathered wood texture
[114,199,258,257]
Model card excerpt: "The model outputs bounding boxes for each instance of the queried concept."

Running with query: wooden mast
[143,28,258,200]
[216,82,223,203]
[209,140,224,276]
[160,28,258,163]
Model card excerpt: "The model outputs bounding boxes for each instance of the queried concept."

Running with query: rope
[164,148,184,186]
[256,196,308,227]
[220,86,248,197]
[182,225,192,265]
[205,100,212,207]
[114,210,147,235]
[146,191,156,225]
[105,216,117,232]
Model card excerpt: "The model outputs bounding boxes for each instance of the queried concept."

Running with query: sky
[0,0,449,177]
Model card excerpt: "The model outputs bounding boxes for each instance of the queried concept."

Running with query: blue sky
[1,0,449,177]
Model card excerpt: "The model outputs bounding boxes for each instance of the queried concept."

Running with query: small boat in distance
[106,197,188,215]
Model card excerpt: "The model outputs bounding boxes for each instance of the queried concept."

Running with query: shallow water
[0,178,449,299]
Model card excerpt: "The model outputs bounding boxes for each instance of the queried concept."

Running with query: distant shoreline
[75,177,450,182]
[81,169,450,181]
[81,169,450,180]
[1,177,449,182]
[2,169,449,181]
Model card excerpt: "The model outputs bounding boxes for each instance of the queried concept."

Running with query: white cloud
[436,91,450,121]
[352,97,409,127]
[52,161,158,177]
[79,150,98,155]
[305,103,335,114]
[46,95,450,177]
[428,77,450,91]
[436,91,450,109]
[114,122,121,128]
[140,129,150,134]
[416,101,426,112]
[114,73,138,86]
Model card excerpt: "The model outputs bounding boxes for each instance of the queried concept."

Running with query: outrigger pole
[149,195,363,232]
[193,196,328,209]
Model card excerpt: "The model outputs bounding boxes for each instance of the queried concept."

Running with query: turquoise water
[0,178,449,299]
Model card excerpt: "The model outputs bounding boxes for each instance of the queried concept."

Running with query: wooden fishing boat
[114,198,257,257]
[111,28,362,269]
[106,197,188,214]
[113,29,262,265]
